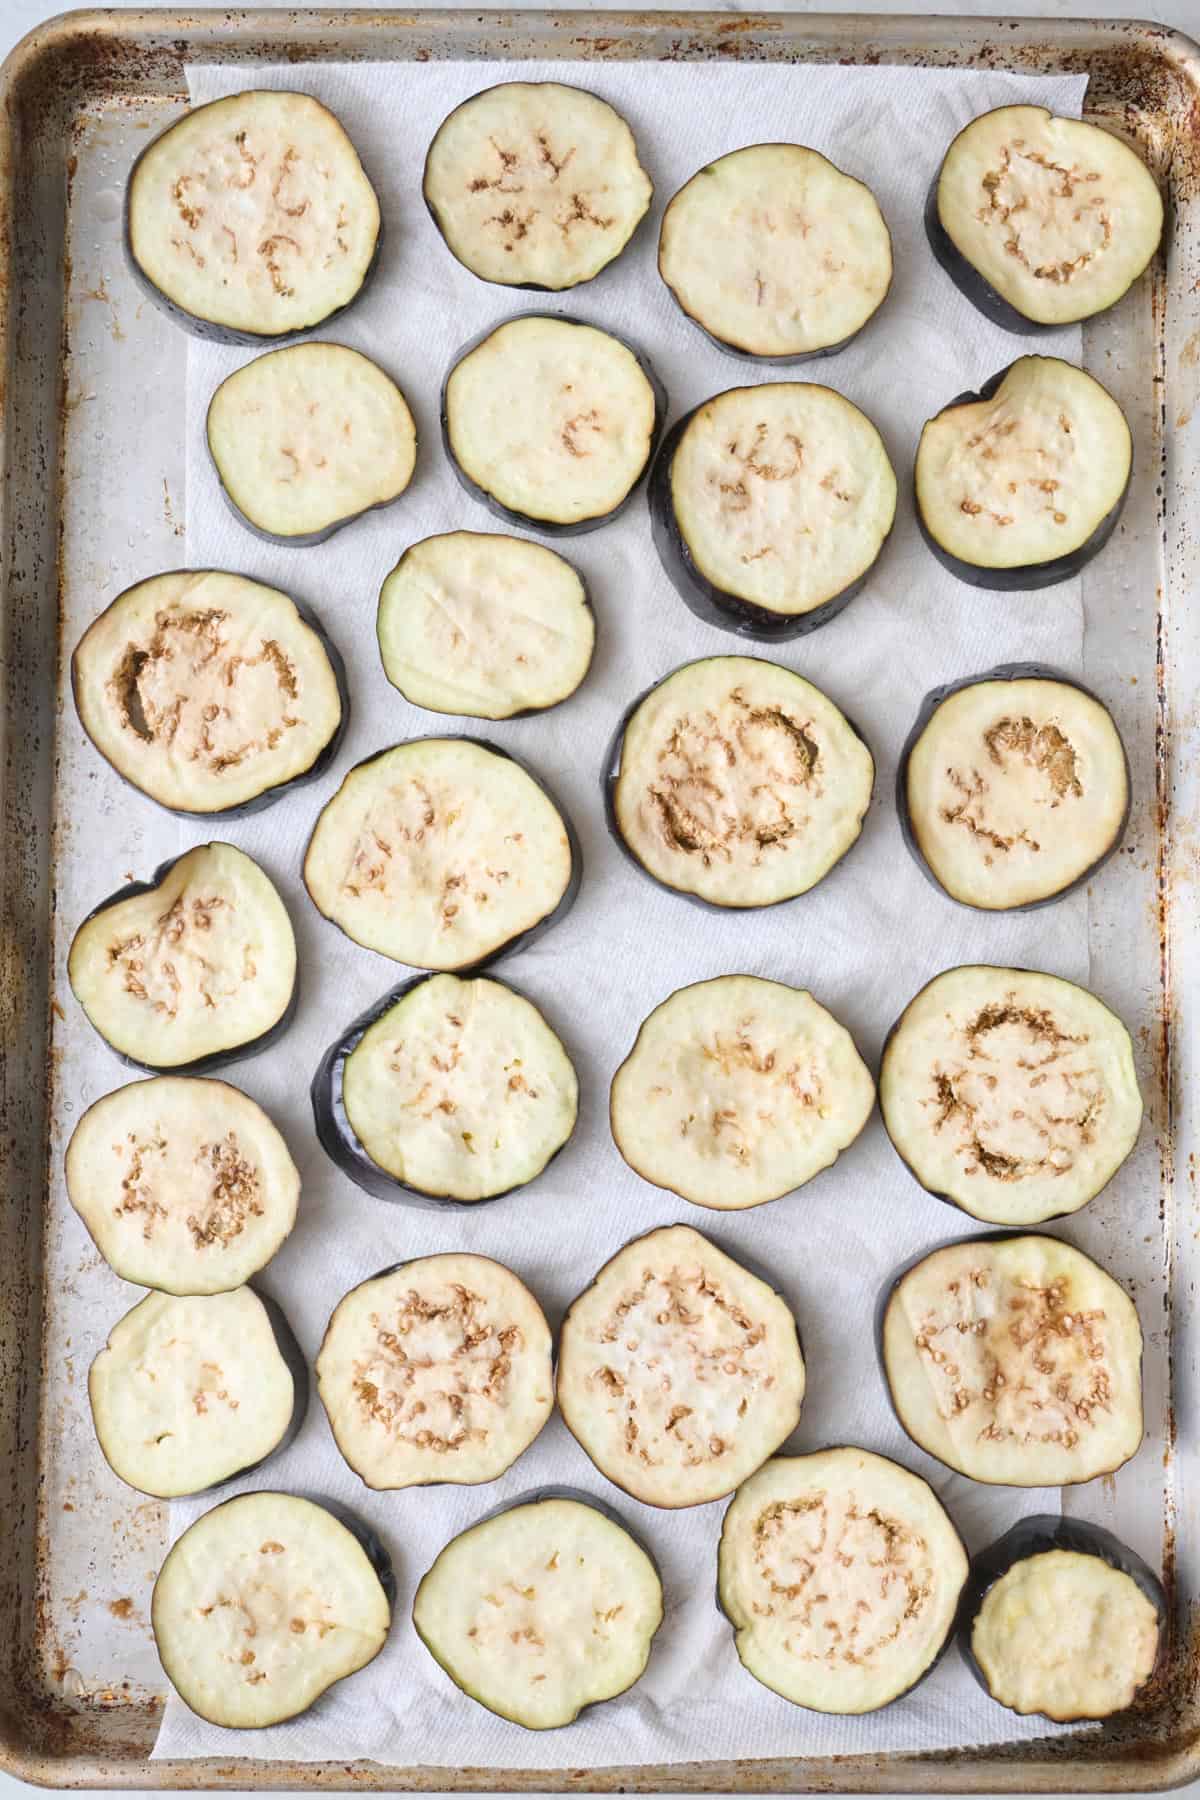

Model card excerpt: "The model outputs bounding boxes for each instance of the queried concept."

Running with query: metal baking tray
[0,7,1197,1789]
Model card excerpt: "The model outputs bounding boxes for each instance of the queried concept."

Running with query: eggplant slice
[152,1491,392,1728]
[880,1232,1144,1487]
[927,105,1163,332]
[879,964,1142,1226]
[557,1223,806,1508]
[442,313,664,533]
[207,343,416,545]
[126,90,381,343]
[317,1254,554,1488]
[659,144,892,362]
[72,569,346,816]
[413,1493,662,1728]
[610,975,874,1210]
[377,531,594,720]
[608,656,873,909]
[915,357,1131,590]
[718,1448,968,1714]
[423,82,652,291]
[304,737,578,971]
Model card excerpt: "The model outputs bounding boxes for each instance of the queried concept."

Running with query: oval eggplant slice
[442,313,664,534]
[610,975,874,1210]
[718,1448,968,1713]
[68,842,297,1074]
[608,656,873,910]
[558,1223,806,1509]
[927,105,1163,332]
[900,667,1130,912]
[659,144,892,363]
[152,1491,392,1727]
[961,1514,1165,1722]
[423,82,652,291]
[316,1254,554,1488]
[377,531,594,720]
[207,343,416,545]
[879,964,1142,1226]
[413,1493,662,1728]
[126,90,381,343]
[915,357,1131,590]
[304,737,578,971]
[880,1232,1144,1487]
[71,569,346,817]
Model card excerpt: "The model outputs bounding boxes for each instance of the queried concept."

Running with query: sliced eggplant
[68,842,297,1074]
[659,144,892,363]
[649,382,896,639]
[927,105,1164,332]
[126,90,381,343]
[557,1223,806,1509]
[71,569,346,817]
[303,737,578,971]
[413,1492,662,1728]
[718,1447,968,1714]
[442,313,664,534]
[610,975,874,1211]
[151,1491,392,1727]
[607,656,873,910]
[423,82,652,291]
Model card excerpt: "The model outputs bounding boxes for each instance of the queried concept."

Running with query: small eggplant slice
[557,1223,806,1508]
[68,842,297,1074]
[608,656,873,910]
[377,531,594,720]
[126,90,381,343]
[152,1491,392,1727]
[72,569,346,817]
[207,343,416,545]
[413,1493,662,1728]
[317,1254,554,1488]
[304,737,578,971]
[880,1232,1144,1487]
[915,357,1131,590]
[423,82,651,291]
[879,964,1142,1226]
[719,1448,968,1713]
[610,975,874,1210]
[927,105,1163,332]
[659,144,892,363]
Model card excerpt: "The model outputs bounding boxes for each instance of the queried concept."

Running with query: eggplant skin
[295,1494,398,1610]
[923,178,1056,338]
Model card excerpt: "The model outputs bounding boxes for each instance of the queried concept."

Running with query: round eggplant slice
[879,964,1142,1226]
[718,1448,968,1714]
[961,1515,1165,1722]
[377,531,594,720]
[152,1491,392,1727]
[900,668,1130,912]
[316,1254,554,1488]
[610,975,874,1210]
[880,1232,1144,1487]
[650,382,896,639]
[65,1075,299,1294]
[557,1223,806,1509]
[915,357,1131,590]
[71,569,346,817]
[442,313,664,534]
[413,1493,662,1728]
[304,737,578,971]
[207,343,416,545]
[423,82,652,291]
[68,842,297,1074]
[659,144,892,363]
[927,106,1163,332]
[126,90,381,343]
[608,656,873,910]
